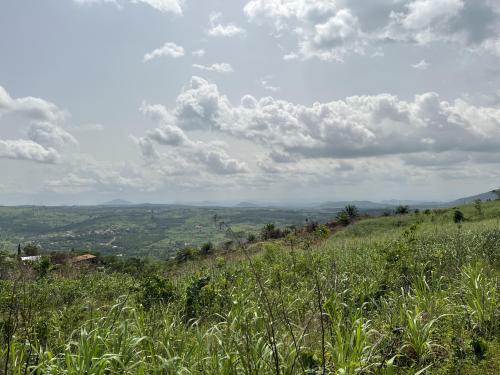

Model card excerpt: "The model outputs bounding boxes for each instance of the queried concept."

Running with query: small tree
[23,243,39,256]
[473,199,482,216]
[336,211,351,225]
[200,242,214,255]
[493,188,500,200]
[344,205,359,220]
[454,210,465,223]
[396,205,410,215]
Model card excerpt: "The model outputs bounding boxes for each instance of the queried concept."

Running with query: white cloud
[146,77,500,163]
[208,24,246,37]
[192,49,206,57]
[244,0,500,60]
[0,85,67,123]
[411,59,430,70]
[28,122,78,148]
[192,63,233,73]
[131,0,183,15]
[260,77,280,92]
[207,11,245,37]
[74,0,183,15]
[143,42,185,62]
[0,139,59,164]
[0,85,77,164]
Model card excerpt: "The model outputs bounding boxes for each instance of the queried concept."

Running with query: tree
[395,205,410,215]
[473,199,482,216]
[336,211,351,225]
[23,243,39,256]
[344,205,359,220]
[493,188,500,200]
[454,210,465,223]
[200,242,214,255]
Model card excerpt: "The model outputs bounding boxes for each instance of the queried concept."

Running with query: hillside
[0,199,499,374]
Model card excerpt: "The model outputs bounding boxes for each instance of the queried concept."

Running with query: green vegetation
[0,200,499,373]
[0,205,341,258]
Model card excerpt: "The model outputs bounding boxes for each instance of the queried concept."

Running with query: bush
[336,211,351,225]
[454,210,465,223]
[200,242,214,255]
[139,274,176,310]
[344,205,359,219]
[396,205,410,215]
[175,247,198,262]
[23,243,39,256]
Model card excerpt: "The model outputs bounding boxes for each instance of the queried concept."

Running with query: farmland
[0,205,342,258]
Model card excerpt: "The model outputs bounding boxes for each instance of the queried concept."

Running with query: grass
[0,200,499,373]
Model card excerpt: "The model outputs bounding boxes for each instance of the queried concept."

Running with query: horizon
[1,0,500,205]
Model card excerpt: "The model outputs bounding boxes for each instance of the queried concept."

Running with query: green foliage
[396,205,410,215]
[344,204,359,219]
[336,210,351,225]
[454,210,465,223]
[1,200,500,374]
[200,241,214,254]
[23,243,39,256]
[139,274,177,310]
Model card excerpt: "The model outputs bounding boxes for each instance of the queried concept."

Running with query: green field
[0,205,341,258]
[0,200,499,373]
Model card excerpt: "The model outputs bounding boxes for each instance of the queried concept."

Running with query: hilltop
[1,199,499,374]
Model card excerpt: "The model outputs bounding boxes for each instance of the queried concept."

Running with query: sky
[1,0,500,205]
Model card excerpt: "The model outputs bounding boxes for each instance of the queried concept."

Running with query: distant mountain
[234,202,260,208]
[449,190,498,205]
[318,200,393,209]
[381,199,443,207]
[101,199,134,206]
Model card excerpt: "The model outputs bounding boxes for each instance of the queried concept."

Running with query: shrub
[175,247,198,262]
[200,242,214,255]
[344,204,359,219]
[454,210,465,223]
[23,243,39,256]
[336,211,351,225]
[139,274,177,310]
[246,233,256,243]
[396,205,410,215]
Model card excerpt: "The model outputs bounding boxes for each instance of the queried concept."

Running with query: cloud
[0,139,59,163]
[0,85,77,163]
[260,77,280,92]
[192,63,233,73]
[143,42,185,62]
[27,122,78,148]
[192,49,206,57]
[244,0,500,60]
[139,89,248,175]
[411,59,430,70]
[147,76,500,163]
[207,12,245,37]
[74,0,183,15]
[131,0,183,15]
[208,24,246,37]
[0,85,67,123]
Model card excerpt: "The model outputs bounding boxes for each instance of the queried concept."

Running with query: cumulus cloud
[138,88,248,175]
[0,85,77,163]
[143,76,500,164]
[207,12,245,37]
[244,0,500,60]
[27,122,78,148]
[192,63,233,73]
[74,0,183,15]
[0,139,59,163]
[0,85,67,123]
[143,42,185,62]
